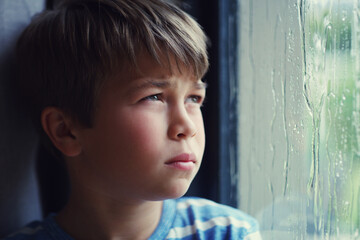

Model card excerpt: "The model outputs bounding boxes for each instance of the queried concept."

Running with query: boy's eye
[142,94,162,101]
[186,95,204,105]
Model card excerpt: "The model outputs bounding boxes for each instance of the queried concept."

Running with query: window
[233,0,360,238]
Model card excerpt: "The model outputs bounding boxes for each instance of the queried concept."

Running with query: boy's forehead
[113,51,200,85]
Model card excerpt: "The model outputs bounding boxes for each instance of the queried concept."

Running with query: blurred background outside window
[238,0,360,239]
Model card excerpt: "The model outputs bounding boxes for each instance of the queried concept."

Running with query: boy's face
[73,54,206,202]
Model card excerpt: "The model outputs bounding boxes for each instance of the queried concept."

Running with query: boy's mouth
[165,153,196,171]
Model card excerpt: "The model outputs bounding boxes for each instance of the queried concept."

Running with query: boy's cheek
[118,112,165,145]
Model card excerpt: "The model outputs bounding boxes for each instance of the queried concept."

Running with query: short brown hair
[16,0,208,153]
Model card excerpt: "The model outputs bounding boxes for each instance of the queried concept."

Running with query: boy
[5,0,261,239]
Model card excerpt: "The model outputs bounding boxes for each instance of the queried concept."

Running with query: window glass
[238,0,360,238]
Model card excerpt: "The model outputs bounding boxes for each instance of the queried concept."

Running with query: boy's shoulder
[2,220,45,240]
[1,215,69,240]
[3,198,261,240]
[166,197,261,239]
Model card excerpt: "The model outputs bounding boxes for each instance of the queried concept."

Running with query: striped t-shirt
[3,197,261,240]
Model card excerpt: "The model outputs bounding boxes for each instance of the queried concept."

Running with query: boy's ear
[41,107,82,157]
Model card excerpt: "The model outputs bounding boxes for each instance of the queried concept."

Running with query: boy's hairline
[105,47,208,88]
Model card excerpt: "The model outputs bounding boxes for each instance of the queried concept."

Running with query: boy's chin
[154,179,193,200]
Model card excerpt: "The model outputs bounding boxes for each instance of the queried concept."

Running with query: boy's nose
[168,106,197,140]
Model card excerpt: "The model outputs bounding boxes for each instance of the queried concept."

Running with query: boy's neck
[55,188,163,240]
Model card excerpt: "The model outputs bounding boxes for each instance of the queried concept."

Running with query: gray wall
[0,0,45,237]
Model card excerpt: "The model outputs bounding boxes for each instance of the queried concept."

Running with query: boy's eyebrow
[130,79,208,91]
[130,79,172,92]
